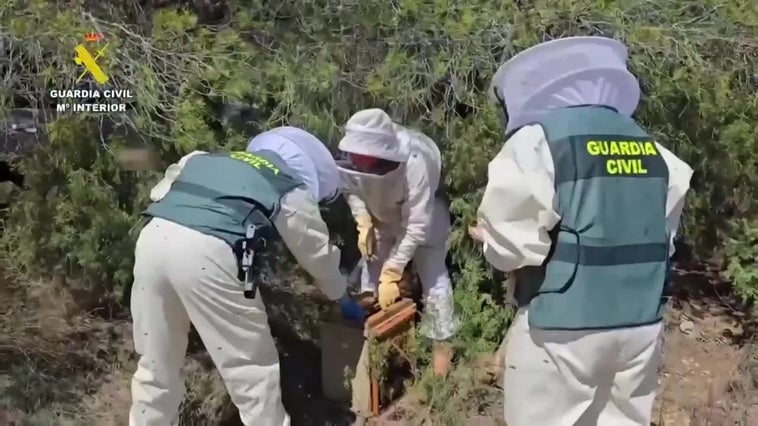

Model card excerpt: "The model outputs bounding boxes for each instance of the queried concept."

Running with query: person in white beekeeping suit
[129,126,358,426]
[336,109,457,376]
[468,37,694,425]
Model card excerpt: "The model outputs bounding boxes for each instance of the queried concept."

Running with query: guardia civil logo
[50,32,134,114]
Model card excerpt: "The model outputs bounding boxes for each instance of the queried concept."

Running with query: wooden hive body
[320,298,417,418]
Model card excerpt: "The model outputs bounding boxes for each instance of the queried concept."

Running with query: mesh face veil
[492,85,512,137]
[349,153,382,170]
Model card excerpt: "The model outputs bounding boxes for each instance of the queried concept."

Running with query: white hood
[338,108,410,162]
[490,36,641,134]
[246,126,341,203]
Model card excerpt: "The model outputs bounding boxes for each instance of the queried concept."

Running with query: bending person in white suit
[129,126,348,426]
[336,109,457,376]
[470,37,693,425]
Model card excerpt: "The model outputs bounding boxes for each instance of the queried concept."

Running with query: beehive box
[320,298,417,418]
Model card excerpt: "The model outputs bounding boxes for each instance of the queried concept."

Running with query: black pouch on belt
[233,224,269,299]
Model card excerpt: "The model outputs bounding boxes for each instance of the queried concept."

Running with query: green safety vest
[516,106,671,330]
[143,150,304,248]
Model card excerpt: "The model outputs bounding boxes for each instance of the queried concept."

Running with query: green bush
[724,219,758,302]
[0,0,756,418]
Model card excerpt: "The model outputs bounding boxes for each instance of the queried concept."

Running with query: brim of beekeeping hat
[489,36,641,134]
[338,127,409,163]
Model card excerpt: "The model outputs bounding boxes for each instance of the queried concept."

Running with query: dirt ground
[376,265,758,425]
[652,267,758,426]
[1,265,756,425]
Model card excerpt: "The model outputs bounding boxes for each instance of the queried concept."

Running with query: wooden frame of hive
[362,298,417,416]
[320,298,417,418]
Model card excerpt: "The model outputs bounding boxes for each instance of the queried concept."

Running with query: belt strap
[551,241,669,266]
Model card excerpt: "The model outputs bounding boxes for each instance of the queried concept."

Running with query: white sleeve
[149,150,207,202]
[273,186,347,300]
[656,142,694,256]
[346,194,369,218]
[387,155,435,268]
[477,125,560,272]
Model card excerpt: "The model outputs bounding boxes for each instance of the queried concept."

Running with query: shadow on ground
[267,286,357,426]
[184,285,357,426]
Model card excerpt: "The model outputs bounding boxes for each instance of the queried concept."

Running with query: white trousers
[361,197,457,341]
[129,218,289,426]
[503,308,663,426]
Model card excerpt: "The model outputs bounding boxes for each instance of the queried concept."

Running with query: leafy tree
[0,0,755,421]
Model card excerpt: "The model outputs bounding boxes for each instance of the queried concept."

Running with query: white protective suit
[481,37,694,426]
[337,109,457,341]
[129,127,346,426]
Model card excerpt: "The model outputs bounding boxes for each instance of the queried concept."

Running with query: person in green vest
[469,37,694,425]
[128,127,355,426]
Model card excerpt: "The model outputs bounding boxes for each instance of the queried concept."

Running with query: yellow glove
[355,214,376,260]
[378,265,403,309]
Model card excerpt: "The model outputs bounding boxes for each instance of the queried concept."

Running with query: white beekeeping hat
[338,109,409,162]
[490,36,641,134]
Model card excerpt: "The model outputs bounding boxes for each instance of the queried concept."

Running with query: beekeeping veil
[247,126,341,204]
[489,36,641,135]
